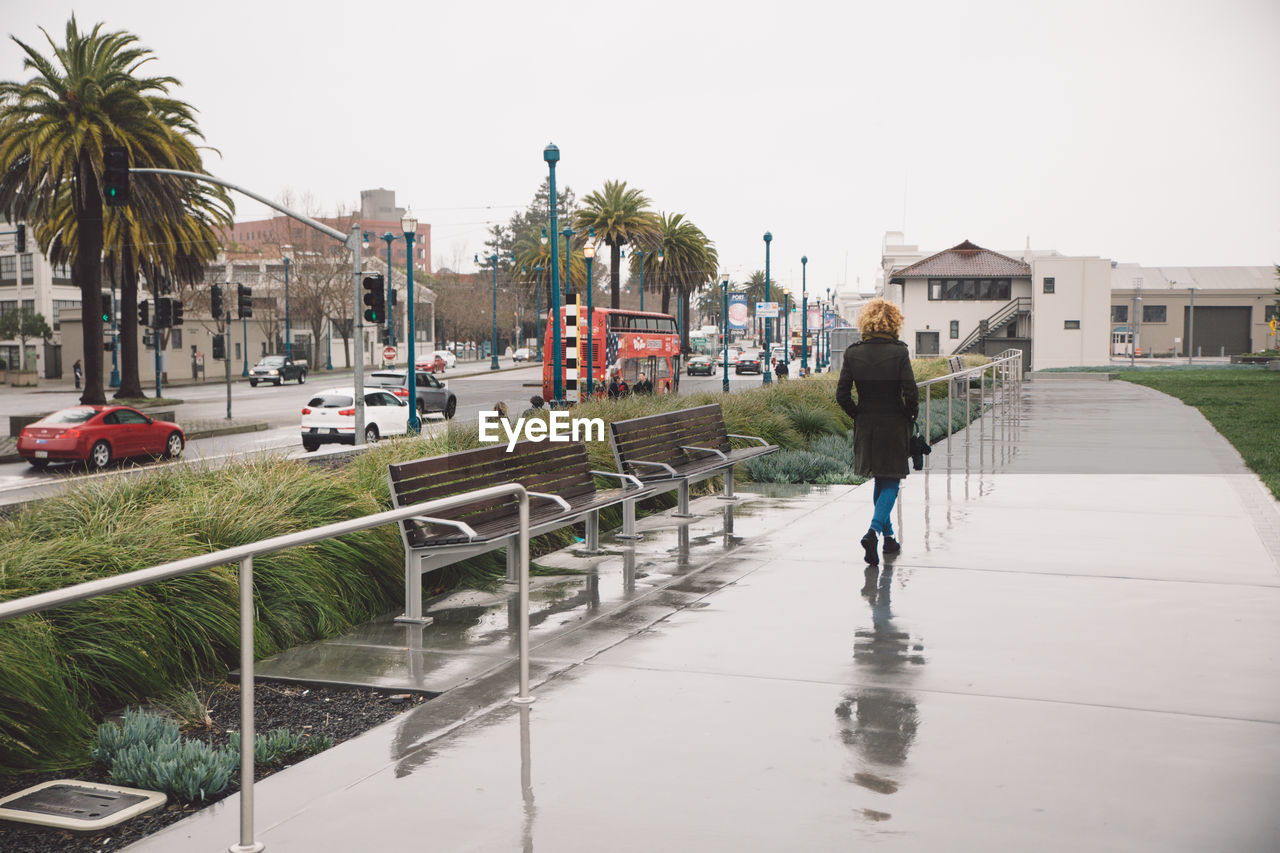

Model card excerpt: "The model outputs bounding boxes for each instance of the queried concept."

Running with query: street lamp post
[476,252,501,370]
[545,143,564,405]
[782,289,790,369]
[241,313,249,377]
[282,254,291,359]
[824,287,832,369]
[721,274,730,394]
[763,231,773,385]
[801,256,808,374]
[381,233,399,347]
[534,262,544,360]
[584,227,596,395]
[403,210,420,434]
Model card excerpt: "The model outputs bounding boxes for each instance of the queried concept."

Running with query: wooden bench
[388,439,649,622]
[608,403,778,519]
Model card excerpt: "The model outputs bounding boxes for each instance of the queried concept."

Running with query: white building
[1,218,81,378]
[878,231,1275,370]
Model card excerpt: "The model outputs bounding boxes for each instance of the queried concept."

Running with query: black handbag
[910,424,932,471]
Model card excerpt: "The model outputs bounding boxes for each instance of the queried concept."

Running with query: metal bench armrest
[681,445,728,461]
[590,470,646,490]
[528,491,573,511]
[410,516,480,541]
[627,460,680,476]
[727,433,770,446]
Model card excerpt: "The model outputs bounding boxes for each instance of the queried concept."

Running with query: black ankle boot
[882,536,901,555]
[860,530,879,565]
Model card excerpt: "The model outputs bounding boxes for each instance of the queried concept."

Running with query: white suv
[300,387,409,451]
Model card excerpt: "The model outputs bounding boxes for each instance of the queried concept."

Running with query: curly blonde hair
[856,298,904,336]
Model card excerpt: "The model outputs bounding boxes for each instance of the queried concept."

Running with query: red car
[414,354,447,374]
[17,405,185,471]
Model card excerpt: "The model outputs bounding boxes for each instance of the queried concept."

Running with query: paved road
[0,358,800,506]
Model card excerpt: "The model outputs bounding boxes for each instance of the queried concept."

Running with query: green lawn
[1117,368,1280,498]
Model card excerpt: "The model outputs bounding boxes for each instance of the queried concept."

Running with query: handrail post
[924,382,931,471]
[512,488,535,706]
[230,555,265,853]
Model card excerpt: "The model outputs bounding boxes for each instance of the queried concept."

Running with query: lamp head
[801,255,807,265]
[543,143,560,164]
[401,209,418,235]
[763,231,772,243]
[540,228,548,246]
[657,249,664,263]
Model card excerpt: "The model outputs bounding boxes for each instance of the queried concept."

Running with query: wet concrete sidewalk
[129,378,1280,852]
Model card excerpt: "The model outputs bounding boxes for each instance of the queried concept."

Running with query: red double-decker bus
[542,306,682,400]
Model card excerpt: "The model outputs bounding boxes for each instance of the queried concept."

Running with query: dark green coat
[835,337,919,478]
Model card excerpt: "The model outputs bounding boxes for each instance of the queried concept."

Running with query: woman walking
[835,299,919,565]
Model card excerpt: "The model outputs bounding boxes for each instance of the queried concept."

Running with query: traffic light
[236,283,252,318]
[362,274,384,323]
[154,297,172,328]
[138,299,150,327]
[102,146,130,207]
[171,299,184,326]
[210,284,224,319]
[14,224,24,253]
[212,334,226,360]
[100,293,112,324]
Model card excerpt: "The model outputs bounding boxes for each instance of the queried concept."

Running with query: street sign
[1270,318,1278,333]
[756,301,779,318]
[382,345,398,363]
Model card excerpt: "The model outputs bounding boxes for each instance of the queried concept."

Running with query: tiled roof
[891,240,1031,278]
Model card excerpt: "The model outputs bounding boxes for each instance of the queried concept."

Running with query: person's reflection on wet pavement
[837,555,924,823]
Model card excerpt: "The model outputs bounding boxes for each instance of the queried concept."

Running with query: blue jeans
[870,477,900,537]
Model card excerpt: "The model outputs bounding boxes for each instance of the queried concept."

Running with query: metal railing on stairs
[952,297,1031,356]
[0,483,535,853]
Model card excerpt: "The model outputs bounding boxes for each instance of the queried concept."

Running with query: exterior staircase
[952,297,1031,356]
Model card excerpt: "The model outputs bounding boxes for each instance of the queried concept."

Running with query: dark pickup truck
[249,355,308,386]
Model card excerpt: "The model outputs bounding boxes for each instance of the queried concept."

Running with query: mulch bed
[0,680,433,853]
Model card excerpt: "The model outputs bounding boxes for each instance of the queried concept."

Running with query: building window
[1043,277,1055,294]
[1266,304,1279,322]
[927,278,1012,301]
[51,299,78,330]
[0,300,16,316]
[20,254,33,282]
[1111,305,1128,323]
[915,331,940,356]
[170,329,182,349]
[0,255,15,284]
[1142,305,1166,323]
[235,341,241,361]
[1064,320,1081,330]
[949,320,959,339]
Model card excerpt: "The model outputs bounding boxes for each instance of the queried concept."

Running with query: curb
[0,420,270,465]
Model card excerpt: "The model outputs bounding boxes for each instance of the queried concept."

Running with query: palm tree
[0,18,200,404]
[636,212,718,352]
[574,180,658,309]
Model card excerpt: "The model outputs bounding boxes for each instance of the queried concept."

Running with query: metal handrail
[915,350,1023,472]
[0,482,532,853]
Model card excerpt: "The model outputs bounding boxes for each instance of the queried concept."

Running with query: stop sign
[382,345,397,363]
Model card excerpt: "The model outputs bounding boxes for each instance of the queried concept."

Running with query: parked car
[512,347,533,362]
[249,355,308,386]
[414,354,448,374]
[734,351,763,374]
[300,387,409,451]
[17,405,184,471]
[433,349,457,369]
[686,355,715,376]
[366,369,457,419]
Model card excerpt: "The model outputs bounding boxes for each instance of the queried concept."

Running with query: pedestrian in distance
[607,370,621,400]
[73,359,82,390]
[835,298,919,566]
[634,372,653,395]
[775,359,789,380]
[521,395,546,418]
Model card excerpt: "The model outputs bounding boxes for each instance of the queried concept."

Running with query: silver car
[366,369,457,419]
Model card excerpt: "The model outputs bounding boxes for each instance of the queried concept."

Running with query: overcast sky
[3,0,1278,296]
